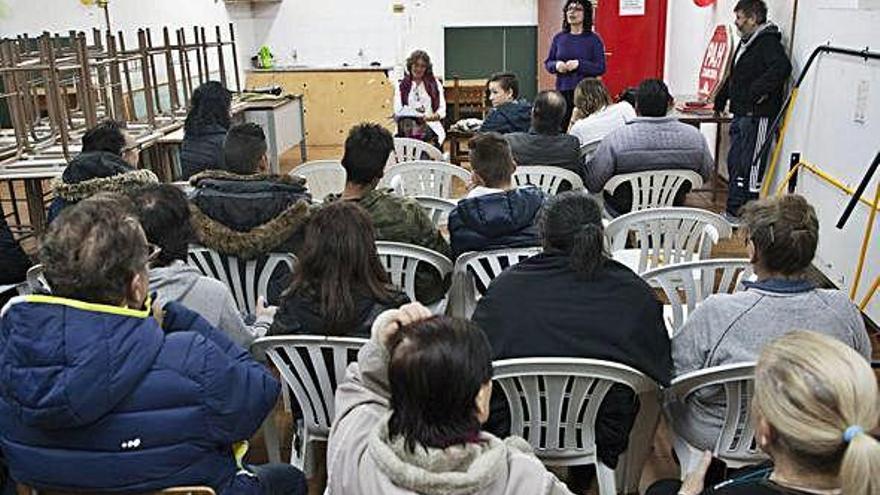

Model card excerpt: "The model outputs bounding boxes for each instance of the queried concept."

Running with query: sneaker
[722,211,742,227]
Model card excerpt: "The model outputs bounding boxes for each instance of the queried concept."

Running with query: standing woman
[544,0,606,127]
[395,50,447,145]
[180,81,232,180]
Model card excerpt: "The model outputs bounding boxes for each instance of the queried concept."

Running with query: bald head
[532,90,567,134]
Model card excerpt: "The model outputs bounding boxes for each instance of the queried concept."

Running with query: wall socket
[854,79,869,125]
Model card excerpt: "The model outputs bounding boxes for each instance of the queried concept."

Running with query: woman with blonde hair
[568,77,635,144]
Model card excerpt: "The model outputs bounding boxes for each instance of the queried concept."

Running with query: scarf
[400,74,441,113]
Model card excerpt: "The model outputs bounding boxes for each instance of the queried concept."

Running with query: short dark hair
[562,0,594,32]
[387,315,493,452]
[741,194,818,276]
[735,0,768,24]
[635,79,672,117]
[81,120,128,155]
[469,132,516,188]
[39,194,148,305]
[540,191,606,278]
[223,123,267,175]
[532,90,567,134]
[487,72,520,100]
[341,123,394,185]
[129,184,195,267]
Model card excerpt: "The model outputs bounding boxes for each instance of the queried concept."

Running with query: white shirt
[569,102,636,145]
[466,186,505,199]
[394,78,447,144]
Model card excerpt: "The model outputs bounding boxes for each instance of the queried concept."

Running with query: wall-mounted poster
[619,0,645,16]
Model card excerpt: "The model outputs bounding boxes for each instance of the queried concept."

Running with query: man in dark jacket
[479,72,532,134]
[714,0,792,222]
[449,132,545,258]
[505,90,583,180]
[0,207,30,288]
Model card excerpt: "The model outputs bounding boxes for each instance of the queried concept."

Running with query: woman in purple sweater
[544,0,607,126]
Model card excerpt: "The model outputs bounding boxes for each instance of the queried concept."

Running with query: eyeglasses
[566,4,585,12]
[146,243,162,264]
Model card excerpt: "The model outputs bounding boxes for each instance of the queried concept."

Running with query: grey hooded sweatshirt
[149,260,266,348]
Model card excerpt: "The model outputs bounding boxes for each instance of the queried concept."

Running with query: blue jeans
[250,464,307,495]
[726,115,773,215]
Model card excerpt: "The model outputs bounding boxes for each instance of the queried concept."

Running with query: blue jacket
[479,100,532,135]
[0,296,279,494]
[449,187,545,259]
[180,124,228,180]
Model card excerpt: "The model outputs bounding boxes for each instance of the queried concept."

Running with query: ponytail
[569,223,606,277]
[841,430,880,495]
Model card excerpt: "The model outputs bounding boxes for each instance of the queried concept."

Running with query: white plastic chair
[291,160,346,202]
[186,246,295,315]
[513,165,585,194]
[493,358,662,495]
[383,161,471,199]
[605,208,732,275]
[604,169,704,212]
[667,363,764,476]
[392,137,444,163]
[447,247,542,318]
[253,336,367,477]
[413,195,458,229]
[375,241,453,313]
[580,139,602,164]
[642,259,753,336]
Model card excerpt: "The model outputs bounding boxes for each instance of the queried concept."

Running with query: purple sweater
[544,31,607,92]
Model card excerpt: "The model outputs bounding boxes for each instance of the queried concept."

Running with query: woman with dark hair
[326,302,573,494]
[394,50,447,145]
[479,72,532,134]
[544,0,607,126]
[568,77,635,143]
[180,81,232,179]
[269,201,408,337]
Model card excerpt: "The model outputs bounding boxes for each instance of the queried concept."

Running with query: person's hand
[565,59,580,72]
[255,296,278,320]
[555,61,568,73]
[377,302,433,347]
[678,451,713,495]
[151,297,166,329]
[424,111,441,122]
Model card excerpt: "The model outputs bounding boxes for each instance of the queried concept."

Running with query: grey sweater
[670,279,870,450]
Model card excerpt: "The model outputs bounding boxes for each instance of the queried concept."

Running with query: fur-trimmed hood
[51,169,159,202]
[189,169,307,189]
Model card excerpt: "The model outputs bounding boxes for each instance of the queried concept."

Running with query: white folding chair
[493,358,662,495]
[250,335,367,477]
[383,161,471,199]
[447,247,542,318]
[186,246,295,315]
[580,138,602,164]
[392,137,444,163]
[667,363,764,476]
[605,208,732,275]
[642,259,753,336]
[375,241,453,314]
[604,169,704,212]
[413,195,458,230]
[291,160,346,202]
[513,165,585,194]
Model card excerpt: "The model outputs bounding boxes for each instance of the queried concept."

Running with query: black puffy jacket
[448,186,545,259]
[480,100,533,135]
[179,124,227,180]
[0,207,30,285]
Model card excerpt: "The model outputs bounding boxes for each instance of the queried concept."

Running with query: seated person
[0,196,304,494]
[189,122,311,303]
[506,90,583,180]
[394,50,446,146]
[131,184,271,348]
[587,79,713,215]
[449,132,545,258]
[0,204,30,287]
[472,192,670,476]
[568,77,635,145]
[326,302,575,494]
[326,123,451,305]
[479,72,532,134]
[671,194,871,452]
[270,201,409,338]
[49,119,157,221]
[651,331,879,495]
[180,81,232,180]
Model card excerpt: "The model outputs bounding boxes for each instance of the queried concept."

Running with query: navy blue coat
[0,207,29,285]
[0,296,279,494]
[479,100,532,135]
[180,124,228,180]
[448,187,545,259]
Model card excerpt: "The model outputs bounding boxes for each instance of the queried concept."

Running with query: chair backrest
[383,161,471,199]
[447,247,542,318]
[604,169,704,212]
[375,241,453,304]
[493,357,660,465]
[580,139,602,163]
[669,363,764,464]
[513,165,585,195]
[251,335,367,440]
[642,259,753,333]
[605,208,732,273]
[19,486,216,495]
[186,246,295,315]
[291,160,346,202]
[25,264,50,294]
[392,137,444,163]
[413,195,458,229]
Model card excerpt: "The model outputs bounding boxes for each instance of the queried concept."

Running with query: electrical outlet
[854,79,869,124]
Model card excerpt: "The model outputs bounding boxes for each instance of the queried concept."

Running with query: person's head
[406,50,434,81]
[486,72,519,108]
[617,86,638,108]
[740,194,819,279]
[635,79,673,117]
[341,123,394,187]
[468,132,516,189]
[223,122,268,175]
[734,0,768,36]
[81,119,138,167]
[387,315,493,452]
[184,81,232,134]
[573,78,612,117]
[562,0,593,32]
[291,201,394,335]
[129,184,194,268]
[754,331,879,495]
[532,90,567,134]
[39,194,153,308]
[540,192,606,277]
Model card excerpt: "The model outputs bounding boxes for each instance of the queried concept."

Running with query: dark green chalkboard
[444,26,538,101]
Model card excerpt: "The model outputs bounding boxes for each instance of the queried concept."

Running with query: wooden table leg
[24,178,47,236]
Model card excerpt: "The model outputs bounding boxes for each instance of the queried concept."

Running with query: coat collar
[189,169,307,188]
[51,169,159,202]
[743,277,815,294]
[189,200,309,259]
